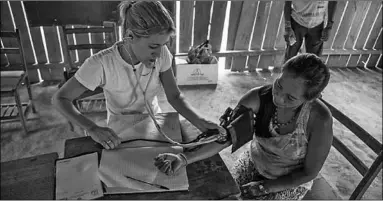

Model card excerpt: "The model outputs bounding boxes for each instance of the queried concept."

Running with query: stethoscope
[122,40,220,148]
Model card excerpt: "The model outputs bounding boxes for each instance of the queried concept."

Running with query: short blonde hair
[119,1,175,38]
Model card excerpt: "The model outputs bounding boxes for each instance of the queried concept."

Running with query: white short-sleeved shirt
[291,1,329,28]
[74,41,172,123]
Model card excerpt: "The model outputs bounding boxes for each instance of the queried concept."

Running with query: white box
[175,57,218,85]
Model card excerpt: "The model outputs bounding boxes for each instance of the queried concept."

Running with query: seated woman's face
[132,33,171,67]
[272,71,307,109]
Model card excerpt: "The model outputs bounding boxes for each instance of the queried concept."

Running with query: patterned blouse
[250,101,314,190]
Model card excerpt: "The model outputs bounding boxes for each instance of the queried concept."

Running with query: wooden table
[64,118,241,200]
[1,152,58,200]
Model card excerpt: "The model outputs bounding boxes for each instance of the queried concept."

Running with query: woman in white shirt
[53,1,225,150]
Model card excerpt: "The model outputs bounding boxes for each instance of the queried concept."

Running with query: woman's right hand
[87,125,122,149]
[284,26,296,46]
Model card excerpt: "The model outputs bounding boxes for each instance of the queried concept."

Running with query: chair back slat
[1,48,20,54]
[0,31,19,38]
[61,22,117,71]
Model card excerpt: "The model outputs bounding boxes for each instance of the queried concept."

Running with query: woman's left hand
[241,181,270,197]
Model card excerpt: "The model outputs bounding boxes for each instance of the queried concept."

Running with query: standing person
[284,1,337,62]
[52,1,225,150]
[155,53,333,200]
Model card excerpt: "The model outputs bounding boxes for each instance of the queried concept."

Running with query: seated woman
[154,53,333,200]
[52,1,224,150]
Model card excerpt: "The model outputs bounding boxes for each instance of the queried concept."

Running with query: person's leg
[284,18,306,63]
[305,22,324,57]
[268,186,309,200]
[232,150,311,200]
[232,150,263,187]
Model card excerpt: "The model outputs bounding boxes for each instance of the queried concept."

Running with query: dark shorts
[284,18,324,62]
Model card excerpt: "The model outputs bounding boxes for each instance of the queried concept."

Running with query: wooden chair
[318,98,382,200]
[61,22,118,110]
[1,29,37,135]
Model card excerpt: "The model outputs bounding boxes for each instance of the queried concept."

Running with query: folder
[55,152,103,200]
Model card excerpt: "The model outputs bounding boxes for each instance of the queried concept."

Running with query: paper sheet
[108,113,183,148]
[55,152,103,200]
[99,146,189,194]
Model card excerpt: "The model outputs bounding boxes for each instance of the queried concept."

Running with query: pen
[125,175,170,190]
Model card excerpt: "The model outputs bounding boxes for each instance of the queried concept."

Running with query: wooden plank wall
[231,0,258,72]
[225,1,243,70]
[1,1,382,83]
[257,1,284,71]
[179,0,382,71]
[248,1,270,71]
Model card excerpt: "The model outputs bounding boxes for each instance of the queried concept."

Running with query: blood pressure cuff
[217,105,255,153]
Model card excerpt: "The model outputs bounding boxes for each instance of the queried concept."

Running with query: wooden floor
[0,65,382,199]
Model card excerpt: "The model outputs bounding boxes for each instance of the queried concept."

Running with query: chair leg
[15,89,28,135]
[25,76,36,113]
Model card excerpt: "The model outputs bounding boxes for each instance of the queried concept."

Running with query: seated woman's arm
[178,86,261,164]
[262,101,333,193]
[155,87,261,174]
[160,67,225,133]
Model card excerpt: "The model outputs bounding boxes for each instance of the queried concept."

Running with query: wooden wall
[1,1,381,83]
[177,1,381,71]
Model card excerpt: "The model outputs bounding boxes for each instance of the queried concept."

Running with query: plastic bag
[187,40,218,64]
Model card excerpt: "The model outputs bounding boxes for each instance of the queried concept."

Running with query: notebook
[55,152,103,200]
[55,112,189,198]
[99,112,189,194]
[98,145,189,194]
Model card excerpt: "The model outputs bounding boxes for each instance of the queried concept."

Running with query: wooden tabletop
[1,152,58,200]
[64,117,241,200]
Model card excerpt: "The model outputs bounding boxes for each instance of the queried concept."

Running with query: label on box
[176,63,218,85]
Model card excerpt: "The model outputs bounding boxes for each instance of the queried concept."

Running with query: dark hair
[119,1,175,38]
[282,53,330,100]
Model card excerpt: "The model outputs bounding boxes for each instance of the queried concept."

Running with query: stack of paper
[55,112,189,198]
[55,152,103,200]
[99,146,189,194]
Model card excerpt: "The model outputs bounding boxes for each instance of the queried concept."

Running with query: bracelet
[178,153,188,166]
[258,181,270,195]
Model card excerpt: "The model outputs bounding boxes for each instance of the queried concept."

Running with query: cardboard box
[175,57,218,85]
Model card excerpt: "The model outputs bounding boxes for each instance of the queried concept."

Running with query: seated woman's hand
[241,181,269,197]
[154,153,187,176]
[87,125,122,150]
